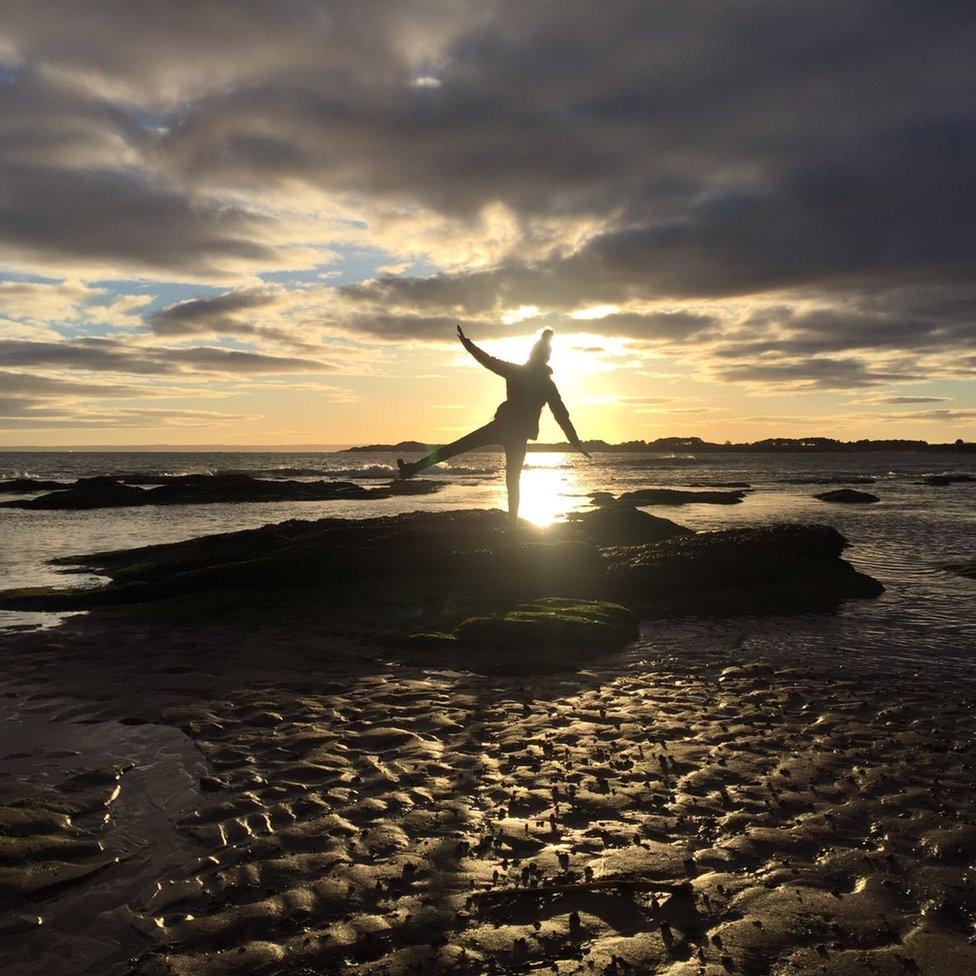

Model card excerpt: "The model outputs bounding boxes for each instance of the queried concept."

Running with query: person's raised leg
[504,439,527,537]
[397,421,499,479]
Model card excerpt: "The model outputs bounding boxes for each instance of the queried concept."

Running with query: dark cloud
[0,338,333,374]
[0,369,148,396]
[0,0,974,399]
[870,396,951,405]
[0,402,253,430]
[0,163,280,279]
[716,358,914,390]
[148,289,280,336]
[896,409,976,422]
[582,312,717,343]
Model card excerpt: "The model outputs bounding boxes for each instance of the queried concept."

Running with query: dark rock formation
[2,510,883,632]
[0,511,603,612]
[406,598,639,674]
[814,489,881,504]
[4,476,150,510]
[0,473,443,510]
[615,488,746,506]
[345,440,431,453]
[566,505,693,547]
[920,473,976,486]
[604,524,883,617]
[0,478,73,494]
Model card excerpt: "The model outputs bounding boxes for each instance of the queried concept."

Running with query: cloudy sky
[1,1,974,446]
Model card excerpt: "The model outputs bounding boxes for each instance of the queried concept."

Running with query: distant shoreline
[1,437,972,454]
[346,436,975,454]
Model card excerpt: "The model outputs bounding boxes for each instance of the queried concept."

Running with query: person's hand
[456,324,467,342]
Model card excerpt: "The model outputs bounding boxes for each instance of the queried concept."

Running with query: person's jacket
[462,337,580,443]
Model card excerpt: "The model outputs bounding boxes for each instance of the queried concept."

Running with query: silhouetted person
[398,326,589,533]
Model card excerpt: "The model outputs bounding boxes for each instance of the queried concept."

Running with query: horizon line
[1,434,972,453]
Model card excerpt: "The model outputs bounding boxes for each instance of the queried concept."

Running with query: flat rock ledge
[606,488,747,506]
[0,510,883,674]
[920,473,976,486]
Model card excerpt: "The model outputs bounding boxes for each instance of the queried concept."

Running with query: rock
[604,523,884,617]
[2,476,152,510]
[920,473,975,486]
[566,505,693,547]
[0,512,883,641]
[0,478,72,494]
[458,597,638,650]
[615,488,746,506]
[588,491,617,506]
[0,473,444,510]
[0,510,602,612]
[813,489,881,504]
[407,598,640,674]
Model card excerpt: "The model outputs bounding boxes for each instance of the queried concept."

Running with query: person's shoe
[396,458,415,480]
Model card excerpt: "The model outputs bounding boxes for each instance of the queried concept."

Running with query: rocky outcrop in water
[920,473,976,486]
[0,473,442,510]
[1,510,882,639]
[604,523,883,617]
[814,489,881,504]
[0,478,73,494]
[565,505,693,546]
[604,488,746,506]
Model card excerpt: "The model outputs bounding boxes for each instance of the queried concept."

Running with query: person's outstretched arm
[548,383,591,457]
[457,325,517,378]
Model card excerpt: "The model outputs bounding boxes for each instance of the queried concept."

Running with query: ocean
[2,449,974,679]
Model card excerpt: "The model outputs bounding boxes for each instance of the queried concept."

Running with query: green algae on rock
[406,598,639,673]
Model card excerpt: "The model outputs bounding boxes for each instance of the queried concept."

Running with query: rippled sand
[2,612,975,976]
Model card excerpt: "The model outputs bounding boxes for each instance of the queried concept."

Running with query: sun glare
[493,451,578,527]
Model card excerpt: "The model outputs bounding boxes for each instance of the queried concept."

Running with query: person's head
[528,328,553,367]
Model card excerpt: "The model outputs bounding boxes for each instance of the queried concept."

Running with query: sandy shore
[2,603,975,976]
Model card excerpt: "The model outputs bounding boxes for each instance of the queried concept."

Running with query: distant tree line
[347,436,974,453]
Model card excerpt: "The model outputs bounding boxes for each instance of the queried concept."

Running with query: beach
[1,451,975,975]
[2,600,975,975]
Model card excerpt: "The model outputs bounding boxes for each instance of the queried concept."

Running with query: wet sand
[2,608,975,975]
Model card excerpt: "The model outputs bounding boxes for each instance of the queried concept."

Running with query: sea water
[1,450,974,679]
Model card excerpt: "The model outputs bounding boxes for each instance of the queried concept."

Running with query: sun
[490,451,579,528]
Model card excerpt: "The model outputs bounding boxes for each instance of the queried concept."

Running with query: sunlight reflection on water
[492,452,577,527]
